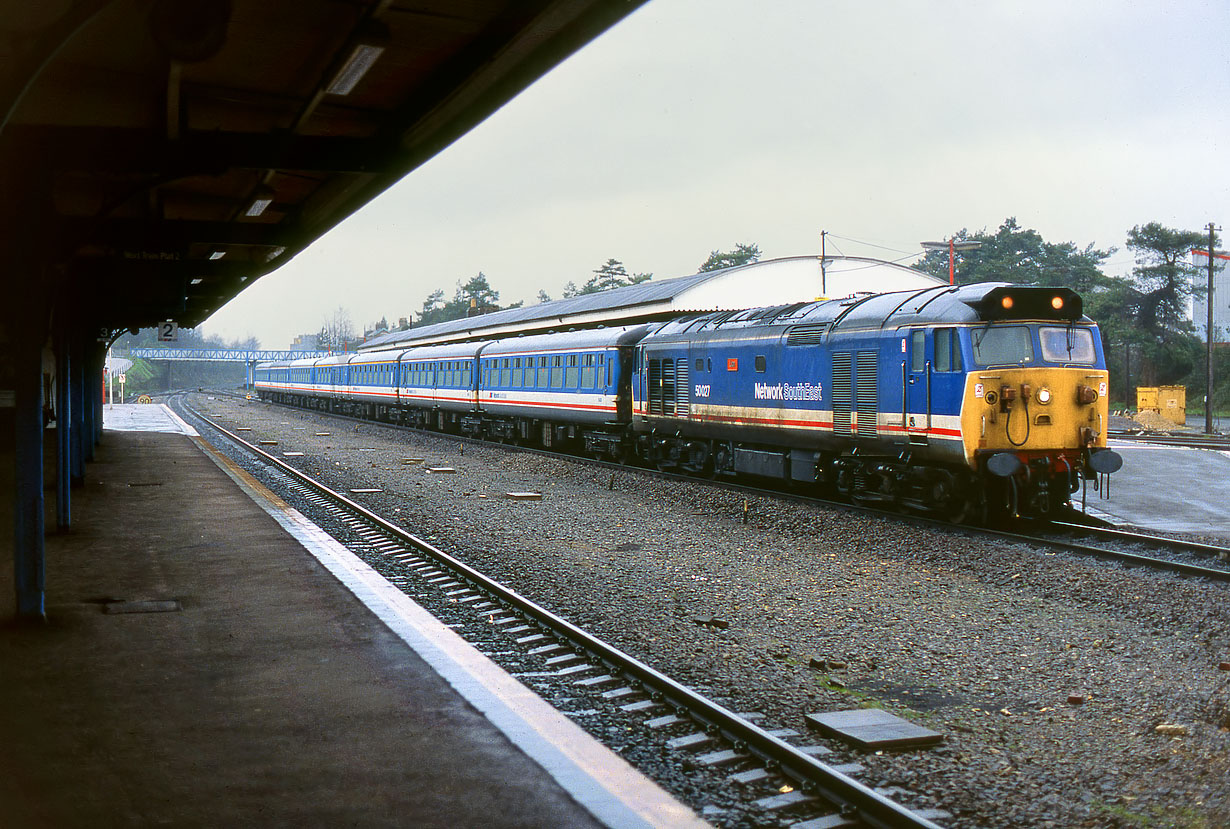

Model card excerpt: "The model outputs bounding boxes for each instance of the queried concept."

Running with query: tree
[536,289,552,304]
[1123,223,1207,338]
[413,272,520,327]
[913,218,1113,292]
[698,242,761,272]
[1106,223,1210,390]
[317,306,355,352]
[415,289,448,326]
[454,272,500,316]
[563,259,653,297]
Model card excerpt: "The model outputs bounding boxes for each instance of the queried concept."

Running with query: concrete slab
[805,709,943,751]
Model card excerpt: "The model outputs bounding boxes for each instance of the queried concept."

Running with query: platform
[1093,440,1230,538]
[0,407,701,827]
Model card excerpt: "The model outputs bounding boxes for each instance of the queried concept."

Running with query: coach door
[904,329,930,443]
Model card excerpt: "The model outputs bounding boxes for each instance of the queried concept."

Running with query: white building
[362,255,945,351]
[1188,249,1229,343]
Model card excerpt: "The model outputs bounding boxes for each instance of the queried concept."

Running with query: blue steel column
[55,322,71,529]
[90,345,103,451]
[70,334,85,485]
[14,330,45,619]
[82,346,95,462]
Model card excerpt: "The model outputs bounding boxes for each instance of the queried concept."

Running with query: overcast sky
[203,0,1230,349]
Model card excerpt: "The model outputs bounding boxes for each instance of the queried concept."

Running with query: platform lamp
[920,239,982,285]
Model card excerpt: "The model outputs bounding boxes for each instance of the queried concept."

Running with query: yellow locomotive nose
[966,367,1109,456]
[964,366,1120,515]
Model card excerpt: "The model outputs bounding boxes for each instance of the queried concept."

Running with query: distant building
[289,333,319,351]
[1188,249,1229,343]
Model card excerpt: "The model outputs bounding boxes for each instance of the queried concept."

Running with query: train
[255,281,1123,522]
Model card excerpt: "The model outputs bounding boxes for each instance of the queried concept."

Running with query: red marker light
[1001,296,1014,310]
[1051,295,1064,310]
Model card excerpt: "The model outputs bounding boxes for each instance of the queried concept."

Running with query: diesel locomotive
[255,282,1122,521]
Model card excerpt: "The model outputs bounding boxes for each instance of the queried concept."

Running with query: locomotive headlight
[1001,296,1014,310]
[1051,295,1065,311]
[1036,387,1052,404]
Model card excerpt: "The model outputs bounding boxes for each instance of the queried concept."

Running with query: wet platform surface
[0,408,700,827]
[1092,440,1230,538]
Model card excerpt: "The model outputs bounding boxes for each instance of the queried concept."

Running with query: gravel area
[195,394,1230,829]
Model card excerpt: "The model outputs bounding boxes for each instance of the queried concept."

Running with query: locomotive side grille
[675,360,690,417]
[661,358,676,416]
[786,324,829,346]
[832,352,852,435]
[856,351,879,436]
[648,359,663,415]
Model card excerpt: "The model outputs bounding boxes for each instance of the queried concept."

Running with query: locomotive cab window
[910,330,926,372]
[1039,326,1096,364]
[934,328,962,372]
[754,355,766,373]
[972,325,1034,366]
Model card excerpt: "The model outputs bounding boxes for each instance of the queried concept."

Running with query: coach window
[581,354,595,388]
[511,358,521,388]
[550,355,563,388]
[911,330,926,373]
[755,355,767,373]
[566,354,579,388]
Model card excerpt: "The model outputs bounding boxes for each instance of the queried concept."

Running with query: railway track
[1008,520,1230,581]
[216,393,1230,585]
[1107,429,1230,452]
[173,394,949,829]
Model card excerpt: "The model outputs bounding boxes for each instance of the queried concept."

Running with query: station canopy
[359,255,945,351]
[0,0,646,338]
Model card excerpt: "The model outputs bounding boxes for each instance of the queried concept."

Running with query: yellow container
[1136,385,1186,426]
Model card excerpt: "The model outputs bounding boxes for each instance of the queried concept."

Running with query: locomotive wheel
[682,442,715,479]
[947,491,986,525]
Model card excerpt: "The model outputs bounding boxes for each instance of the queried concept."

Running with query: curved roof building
[360,255,943,351]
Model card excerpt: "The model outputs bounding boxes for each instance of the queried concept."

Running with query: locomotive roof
[647,282,1090,339]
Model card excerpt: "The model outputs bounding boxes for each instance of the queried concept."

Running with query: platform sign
[157,321,179,342]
